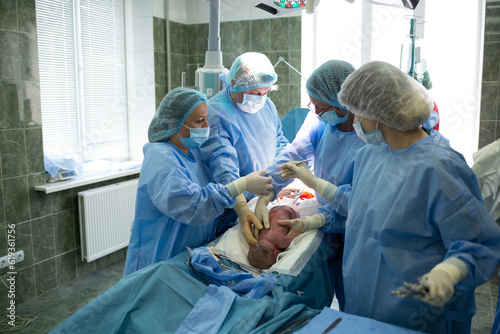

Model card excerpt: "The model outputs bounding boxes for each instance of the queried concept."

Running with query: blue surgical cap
[306,60,355,109]
[338,61,433,131]
[148,87,207,143]
[225,52,278,93]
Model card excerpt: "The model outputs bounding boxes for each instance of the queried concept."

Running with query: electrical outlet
[0,250,24,270]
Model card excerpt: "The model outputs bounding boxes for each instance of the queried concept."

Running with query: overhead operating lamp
[253,0,321,16]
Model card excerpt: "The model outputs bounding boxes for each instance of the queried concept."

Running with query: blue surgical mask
[353,117,385,145]
[237,93,267,114]
[318,109,349,126]
[178,124,210,148]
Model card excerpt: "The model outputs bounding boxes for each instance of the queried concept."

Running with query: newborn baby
[248,205,299,270]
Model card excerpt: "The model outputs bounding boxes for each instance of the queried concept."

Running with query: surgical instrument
[274,310,321,334]
[217,253,264,277]
[391,278,441,305]
[264,159,311,176]
[322,317,342,333]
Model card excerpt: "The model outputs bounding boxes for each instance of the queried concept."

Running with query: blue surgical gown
[267,111,366,310]
[123,141,236,276]
[200,87,289,190]
[493,270,500,334]
[330,132,500,334]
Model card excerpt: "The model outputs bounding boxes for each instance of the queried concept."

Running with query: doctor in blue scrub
[124,87,272,277]
[254,60,365,311]
[200,52,289,245]
[278,61,500,333]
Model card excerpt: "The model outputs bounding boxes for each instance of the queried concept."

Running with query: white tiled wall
[124,0,156,161]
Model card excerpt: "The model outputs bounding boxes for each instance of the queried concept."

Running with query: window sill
[35,168,141,194]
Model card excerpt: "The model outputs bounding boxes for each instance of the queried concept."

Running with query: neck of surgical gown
[200,87,289,188]
[342,134,500,334]
[124,141,235,276]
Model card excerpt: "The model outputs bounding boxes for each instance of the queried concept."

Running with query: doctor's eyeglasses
[307,102,334,118]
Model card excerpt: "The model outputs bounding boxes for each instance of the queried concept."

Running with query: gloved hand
[254,190,275,229]
[280,162,338,201]
[206,246,219,262]
[278,213,325,236]
[234,194,263,245]
[227,170,273,198]
[280,161,317,188]
[418,258,467,307]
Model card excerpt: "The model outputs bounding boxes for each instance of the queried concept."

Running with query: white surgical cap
[148,87,207,143]
[306,60,355,109]
[224,52,277,93]
[338,61,433,131]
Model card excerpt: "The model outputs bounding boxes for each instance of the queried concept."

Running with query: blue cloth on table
[190,247,276,299]
[296,307,425,333]
[50,244,334,334]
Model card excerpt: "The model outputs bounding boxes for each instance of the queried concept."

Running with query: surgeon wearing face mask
[253,60,365,311]
[199,52,289,245]
[124,87,272,277]
[277,61,500,333]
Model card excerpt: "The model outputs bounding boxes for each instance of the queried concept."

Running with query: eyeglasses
[307,102,334,118]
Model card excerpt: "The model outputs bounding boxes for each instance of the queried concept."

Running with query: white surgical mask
[353,117,385,145]
[178,124,209,148]
[237,93,267,114]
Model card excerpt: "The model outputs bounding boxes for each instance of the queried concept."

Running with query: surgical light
[253,0,321,16]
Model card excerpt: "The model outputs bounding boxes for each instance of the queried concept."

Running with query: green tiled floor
[1,259,125,333]
[3,260,498,333]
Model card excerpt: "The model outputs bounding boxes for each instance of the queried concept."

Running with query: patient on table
[248,205,300,270]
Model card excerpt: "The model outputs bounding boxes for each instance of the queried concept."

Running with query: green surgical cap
[338,61,433,131]
[148,87,207,143]
[306,60,355,109]
[224,52,277,93]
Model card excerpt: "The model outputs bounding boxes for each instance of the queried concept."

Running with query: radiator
[78,179,138,262]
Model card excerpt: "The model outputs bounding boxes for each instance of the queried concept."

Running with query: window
[36,0,128,163]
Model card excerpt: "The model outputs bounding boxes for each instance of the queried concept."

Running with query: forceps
[264,159,311,176]
[391,278,441,305]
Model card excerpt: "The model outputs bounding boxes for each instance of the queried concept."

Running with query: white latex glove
[418,258,467,307]
[280,161,318,188]
[278,213,325,236]
[234,194,263,245]
[206,246,219,262]
[254,191,274,229]
[280,162,338,201]
[227,170,273,198]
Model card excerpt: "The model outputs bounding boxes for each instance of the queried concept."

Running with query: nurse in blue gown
[278,61,500,333]
[199,52,289,245]
[124,88,272,277]
[254,60,365,311]
[493,270,499,334]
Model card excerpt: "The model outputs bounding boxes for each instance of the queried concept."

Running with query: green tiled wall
[480,1,500,148]
[0,0,132,311]
[154,16,302,118]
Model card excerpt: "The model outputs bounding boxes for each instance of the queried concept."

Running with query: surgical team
[124,52,500,334]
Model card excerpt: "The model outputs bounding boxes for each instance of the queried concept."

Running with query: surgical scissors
[264,159,311,176]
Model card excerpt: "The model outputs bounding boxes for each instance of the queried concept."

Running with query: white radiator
[78,179,138,262]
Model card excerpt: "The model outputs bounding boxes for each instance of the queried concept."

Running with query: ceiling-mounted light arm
[365,0,420,10]
[274,55,307,80]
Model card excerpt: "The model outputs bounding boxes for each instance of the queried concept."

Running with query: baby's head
[248,239,280,270]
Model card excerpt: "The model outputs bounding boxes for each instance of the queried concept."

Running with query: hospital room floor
[5,261,499,333]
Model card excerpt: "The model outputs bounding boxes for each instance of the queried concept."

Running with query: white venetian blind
[36,0,128,162]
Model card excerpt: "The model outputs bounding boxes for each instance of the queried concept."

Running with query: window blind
[36,0,128,162]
